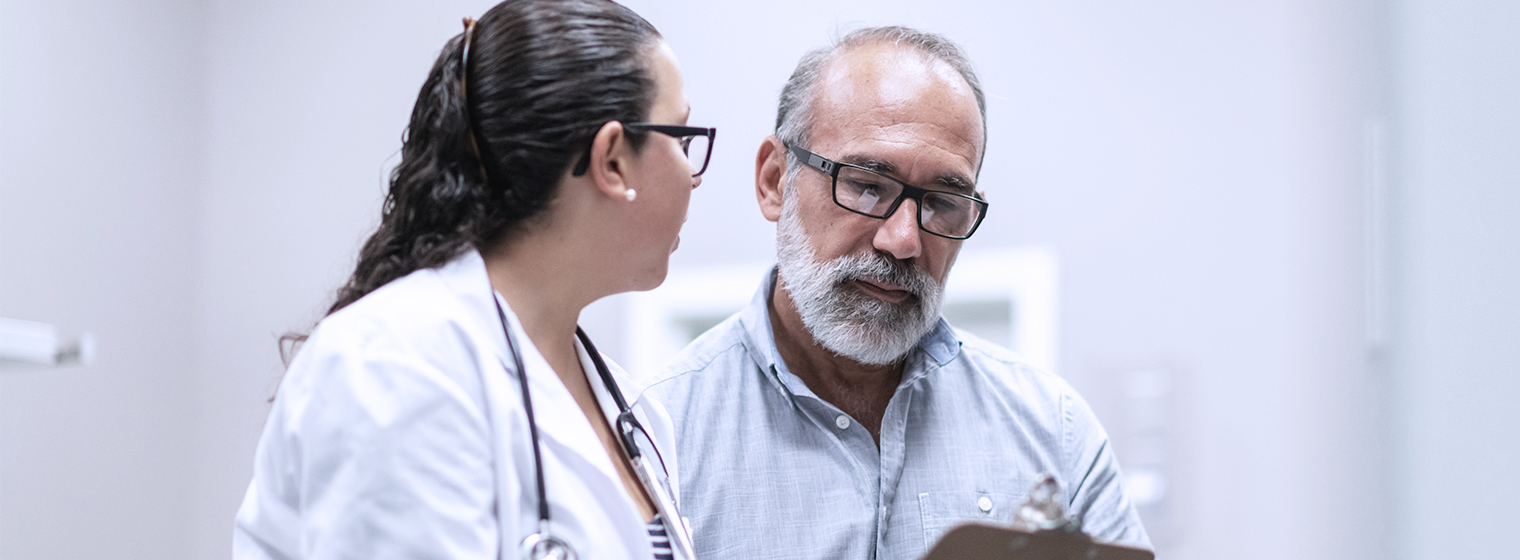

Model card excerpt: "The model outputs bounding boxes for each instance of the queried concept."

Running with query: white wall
[2,0,1514,559]
[1390,1,1520,558]
[0,0,204,558]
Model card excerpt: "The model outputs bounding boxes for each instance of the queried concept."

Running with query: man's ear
[586,121,631,200]
[755,135,787,223]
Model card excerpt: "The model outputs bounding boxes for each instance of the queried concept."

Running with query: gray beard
[775,191,946,365]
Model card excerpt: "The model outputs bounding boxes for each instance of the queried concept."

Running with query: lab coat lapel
[435,250,638,526]
[495,294,648,545]
[507,314,621,484]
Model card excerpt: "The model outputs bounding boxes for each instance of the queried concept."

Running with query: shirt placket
[773,364,885,559]
[875,359,923,560]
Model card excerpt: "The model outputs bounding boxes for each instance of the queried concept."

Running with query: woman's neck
[482,233,600,380]
[477,189,661,522]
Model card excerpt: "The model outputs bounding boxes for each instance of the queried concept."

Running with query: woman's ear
[586,120,632,201]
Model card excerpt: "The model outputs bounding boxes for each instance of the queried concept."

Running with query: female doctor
[233,1,711,558]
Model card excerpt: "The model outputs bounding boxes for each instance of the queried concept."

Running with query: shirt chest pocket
[916,491,1022,551]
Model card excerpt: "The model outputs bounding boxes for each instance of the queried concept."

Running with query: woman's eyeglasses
[625,123,716,177]
[570,123,717,178]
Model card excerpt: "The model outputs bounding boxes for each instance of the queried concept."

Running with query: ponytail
[294,0,660,356]
[326,33,487,315]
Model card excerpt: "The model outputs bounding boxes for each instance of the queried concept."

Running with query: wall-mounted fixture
[0,317,95,368]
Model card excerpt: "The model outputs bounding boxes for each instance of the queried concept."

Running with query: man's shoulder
[946,327,1073,393]
[640,311,756,395]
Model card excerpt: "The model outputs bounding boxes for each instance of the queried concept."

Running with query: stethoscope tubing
[575,329,698,560]
[487,289,693,560]
[494,294,552,526]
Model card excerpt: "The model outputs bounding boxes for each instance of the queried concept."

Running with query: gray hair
[775,26,987,179]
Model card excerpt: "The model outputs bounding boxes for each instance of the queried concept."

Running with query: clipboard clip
[919,474,1154,559]
[1011,473,1083,534]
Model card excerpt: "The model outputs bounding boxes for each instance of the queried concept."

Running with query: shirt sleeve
[1062,388,1154,550]
[283,344,507,560]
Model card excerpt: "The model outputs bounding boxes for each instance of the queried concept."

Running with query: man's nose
[872,198,922,260]
[692,173,703,189]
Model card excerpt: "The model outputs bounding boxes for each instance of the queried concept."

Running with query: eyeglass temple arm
[785,143,837,175]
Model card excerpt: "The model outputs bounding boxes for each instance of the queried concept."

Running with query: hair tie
[460,18,477,102]
[459,17,496,186]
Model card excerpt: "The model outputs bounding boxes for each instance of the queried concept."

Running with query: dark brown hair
[281,0,661,363]
[335,0,659,314]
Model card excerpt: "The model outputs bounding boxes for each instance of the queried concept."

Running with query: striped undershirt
[647,514,674,560]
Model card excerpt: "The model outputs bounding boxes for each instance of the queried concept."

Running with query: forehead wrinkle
[833,153,975,196]
[851,118,979,174]
[840,130,978,184]
[843,129,977,167]
[808,43,985,189]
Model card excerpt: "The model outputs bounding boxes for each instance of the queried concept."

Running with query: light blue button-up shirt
[638,269,1151,560]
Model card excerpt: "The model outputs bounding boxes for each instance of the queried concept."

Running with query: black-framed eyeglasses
[626,123,716,177]
[785,143,989,239]
[572,123,717,177]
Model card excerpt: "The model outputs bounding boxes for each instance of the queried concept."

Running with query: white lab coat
[233,249,680,560]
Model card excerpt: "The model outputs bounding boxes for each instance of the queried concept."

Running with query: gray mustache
[830,253,937,299]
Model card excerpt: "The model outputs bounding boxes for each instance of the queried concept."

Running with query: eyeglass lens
[834,166,982,238]
[679,134,711,176]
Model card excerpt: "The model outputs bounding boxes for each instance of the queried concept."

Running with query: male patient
[641,26,1151,559]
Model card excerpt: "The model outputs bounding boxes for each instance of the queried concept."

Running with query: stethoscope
[487,290,697,560]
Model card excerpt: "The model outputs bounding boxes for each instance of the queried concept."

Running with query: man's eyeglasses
[785,143,989,239]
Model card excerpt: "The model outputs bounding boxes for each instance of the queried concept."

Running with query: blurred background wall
[0,0,1514,559]
[0,1,203,558]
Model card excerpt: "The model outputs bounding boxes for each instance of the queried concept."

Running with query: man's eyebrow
[839,155,897,176]
[934,174,976,194]
[839,154,977,194]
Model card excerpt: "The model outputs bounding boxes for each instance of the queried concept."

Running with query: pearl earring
[624,189,638,202]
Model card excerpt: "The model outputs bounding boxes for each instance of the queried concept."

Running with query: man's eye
[926,197,959,213]
[847,180,883,194]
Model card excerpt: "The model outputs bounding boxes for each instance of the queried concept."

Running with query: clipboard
[922,523,1155,560]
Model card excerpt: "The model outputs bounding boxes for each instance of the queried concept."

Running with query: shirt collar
[734,267,798,396]
[910,318,961,378]
[736,265,962,394]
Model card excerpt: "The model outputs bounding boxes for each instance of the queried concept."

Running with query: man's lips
[853,278,911,303]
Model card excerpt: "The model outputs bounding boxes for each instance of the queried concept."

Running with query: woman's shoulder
[328,269,468,337]
[285,255,502,398]
[321,252,495,350]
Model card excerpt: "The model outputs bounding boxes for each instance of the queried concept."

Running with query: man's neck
[768,279,904,445]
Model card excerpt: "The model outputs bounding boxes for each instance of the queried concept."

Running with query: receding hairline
[775,26,989,176]
[817,39,982,119]
[825,35,971,82]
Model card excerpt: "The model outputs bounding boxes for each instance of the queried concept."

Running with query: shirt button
[977,496,993,513]
[835,415,851,430]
